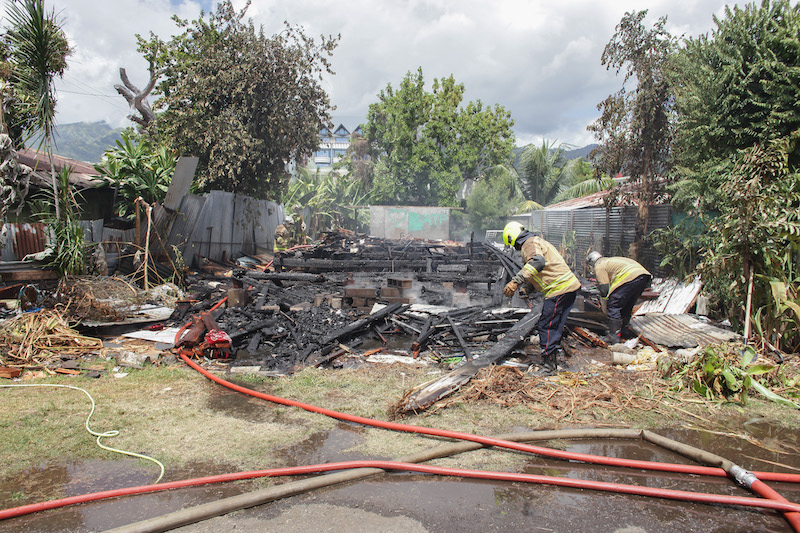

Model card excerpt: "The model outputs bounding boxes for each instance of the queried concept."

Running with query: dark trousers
[607,274,652,326]
[538,290,577,356]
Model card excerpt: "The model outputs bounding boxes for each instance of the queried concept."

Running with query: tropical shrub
[95,131,176,218]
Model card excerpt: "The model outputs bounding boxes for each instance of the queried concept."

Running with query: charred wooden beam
[228,317,278,345]
[246,332,262,353]
[572,326,607,348]
[395,311,541,414]
[447,315,472,361]
[239,271,326,282]
[302,303,405,365]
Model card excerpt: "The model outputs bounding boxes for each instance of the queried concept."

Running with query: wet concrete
[3,412,800,531]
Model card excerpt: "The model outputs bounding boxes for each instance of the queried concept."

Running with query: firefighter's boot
[605,318,623,345]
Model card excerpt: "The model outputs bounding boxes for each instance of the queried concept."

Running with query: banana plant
[672,343,798,407]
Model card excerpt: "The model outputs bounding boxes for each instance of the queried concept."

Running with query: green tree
[669,0,800,212]
[336,131,374,190]
[138,0,339,199]
[283,167,370,234]
[3,0,70,219]
[552,158,615,204]
[465,164,525,233]
[365,68,514,206]
[589,10,675,242]
[698,132,800,352]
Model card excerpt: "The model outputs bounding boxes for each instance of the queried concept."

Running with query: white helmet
[587,251,602,266]
[283,215,294,226]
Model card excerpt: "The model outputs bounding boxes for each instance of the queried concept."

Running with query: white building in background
[310,123,363,170]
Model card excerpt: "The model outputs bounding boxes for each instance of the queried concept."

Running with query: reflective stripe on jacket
[595,257,651,296]
[517,236,580,298]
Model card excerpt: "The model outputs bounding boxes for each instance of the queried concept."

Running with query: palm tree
[5,0,70,219]
[518,140,589,206]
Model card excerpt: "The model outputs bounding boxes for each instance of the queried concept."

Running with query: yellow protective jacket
[594,257,651,296]
[514,236,580,298]
[273,224,292,252]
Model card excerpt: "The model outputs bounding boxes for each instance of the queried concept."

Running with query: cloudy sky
[42,0,739,148]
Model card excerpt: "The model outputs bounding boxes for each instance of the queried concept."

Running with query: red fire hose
[173,301,800,530]
[2,459,800,522]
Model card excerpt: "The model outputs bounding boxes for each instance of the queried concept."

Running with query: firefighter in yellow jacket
[273,215,296,253]
[586,251,652,343]
[502,221,581,375]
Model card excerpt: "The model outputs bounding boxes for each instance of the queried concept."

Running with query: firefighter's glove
[503,280,518,298]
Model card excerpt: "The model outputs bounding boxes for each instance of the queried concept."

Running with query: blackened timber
[302,303,405,366]
[416,273,496,283]
[228,317,278,345]
[447,315,472,361]
[246,332,262,353]
[239,271,326,282]
[284,318,304,350]
[410,316,442,353]
[278,258,449,272]
[396,311,541,414]
[319,302,404,345]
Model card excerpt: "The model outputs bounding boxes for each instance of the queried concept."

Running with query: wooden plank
[395,311,540,414]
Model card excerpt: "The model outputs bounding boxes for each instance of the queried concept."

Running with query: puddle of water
[359,333,415,352]
[0,459,253,533]
[275,423,367,467]
[205,383,278,423]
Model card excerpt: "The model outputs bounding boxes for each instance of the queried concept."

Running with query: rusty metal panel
[629,313,740,348]
[13,222,47,260]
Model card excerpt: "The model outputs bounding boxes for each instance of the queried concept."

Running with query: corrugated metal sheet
[169,194,205,264]
[12,222,47,259]
[507,204,672,276]
[629,313,740,348]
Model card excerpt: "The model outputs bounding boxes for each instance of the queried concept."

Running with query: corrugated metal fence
[507,205,672,275]
[1,192,284,265]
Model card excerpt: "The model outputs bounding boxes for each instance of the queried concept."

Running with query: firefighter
[291,204,309,246]
[586,251,652,344]
[273,215,295,253]
[502,221,581,375]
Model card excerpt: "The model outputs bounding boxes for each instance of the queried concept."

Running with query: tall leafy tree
[3,0,70,219]
[465,164,525,233]
[365,68,514,207]
[138,0,339,199]
[589,10,675,241]
[669,0,800,212]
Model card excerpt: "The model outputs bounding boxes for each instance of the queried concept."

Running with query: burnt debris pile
[168,232,540,374]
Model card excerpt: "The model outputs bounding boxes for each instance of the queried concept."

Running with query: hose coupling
[730,464,758,489]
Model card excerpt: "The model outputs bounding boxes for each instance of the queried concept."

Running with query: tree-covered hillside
[28,121,124,163]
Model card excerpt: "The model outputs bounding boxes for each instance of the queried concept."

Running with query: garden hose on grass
[0,383,165,483]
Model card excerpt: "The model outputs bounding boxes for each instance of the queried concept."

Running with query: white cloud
[26,0,740,147]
